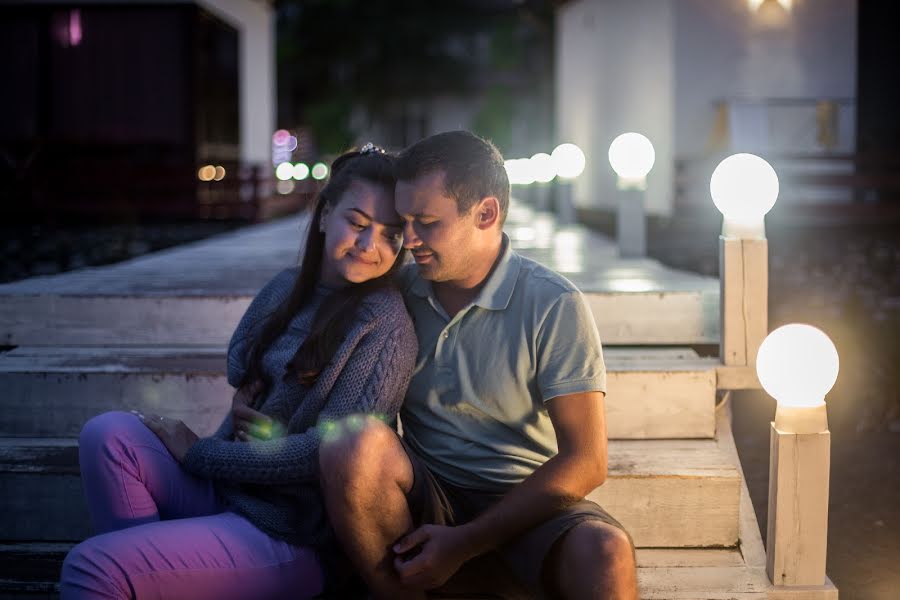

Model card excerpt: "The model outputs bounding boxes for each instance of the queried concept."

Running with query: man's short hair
[396,130,510,224]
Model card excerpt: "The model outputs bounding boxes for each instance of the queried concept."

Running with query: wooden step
[0,545,768,600]
[0,288,717,346]
[0,346,233,438]
[0,436,740,546]
[0,346,718,440]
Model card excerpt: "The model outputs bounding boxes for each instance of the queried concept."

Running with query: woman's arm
[226,268,298,387]
[181,317,417,484]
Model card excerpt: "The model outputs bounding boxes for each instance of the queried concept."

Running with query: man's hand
[233,403,284,441]
[133,411,199,462]
[392,524,474,590]
[231,381,284,441]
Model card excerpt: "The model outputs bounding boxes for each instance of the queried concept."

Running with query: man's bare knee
[319,416,410,495]
[546,521,637,599]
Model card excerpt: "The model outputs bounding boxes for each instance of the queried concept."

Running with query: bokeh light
[551,143,586,179]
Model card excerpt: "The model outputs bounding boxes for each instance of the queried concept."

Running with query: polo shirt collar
[408,233,520,311]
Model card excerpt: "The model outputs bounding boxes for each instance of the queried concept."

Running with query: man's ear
[475,197,500,230]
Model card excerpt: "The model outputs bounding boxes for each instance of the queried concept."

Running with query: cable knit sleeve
[181,310,418,484]
[226,268,298,388]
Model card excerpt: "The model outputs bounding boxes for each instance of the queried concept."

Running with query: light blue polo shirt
[399,234,606,492]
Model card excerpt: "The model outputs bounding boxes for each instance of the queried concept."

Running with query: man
[320,131,637,599]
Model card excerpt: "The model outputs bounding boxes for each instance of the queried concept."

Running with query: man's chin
[413,263,439,280]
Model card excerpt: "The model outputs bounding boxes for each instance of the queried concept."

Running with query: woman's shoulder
[358,287,414,329]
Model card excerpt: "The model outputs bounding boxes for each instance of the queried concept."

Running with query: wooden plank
[0,438,742,547]
[768,578,839,600]
[2,346,718,440]
[717,365,762,390]
[584,289,720,345]
[637,565,769,599]
[715,395,768,569]
[0,367,232,438]
[0,295,250,346]
[636,548,746,568]
[605,349,718,439]
[719,238,768,367]
[767,427,831,586]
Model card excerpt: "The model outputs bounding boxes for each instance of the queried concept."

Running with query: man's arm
[393,390,607,589]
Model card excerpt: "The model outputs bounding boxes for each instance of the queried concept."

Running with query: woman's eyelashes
[347,217,401,246]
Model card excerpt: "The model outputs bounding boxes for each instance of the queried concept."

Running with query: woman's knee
[79,411,141,451]
[60,538,126,599]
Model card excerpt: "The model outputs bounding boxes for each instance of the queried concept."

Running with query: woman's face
[318,180,404,286]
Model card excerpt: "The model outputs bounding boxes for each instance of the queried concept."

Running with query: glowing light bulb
[757,324,839,409]
[311,162,329,180]
[530,153,556,184]
[710,153,779,239]
[551,143,586,179]
[608,133,655,184]
[197,165,216,182]
[292,163,310,181]
[275,162,295,181]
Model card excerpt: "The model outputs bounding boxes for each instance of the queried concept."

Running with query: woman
[60,144,418,599]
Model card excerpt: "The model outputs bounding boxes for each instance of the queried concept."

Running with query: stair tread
[0,345,718,374]
[0,542,767,599]
[0,436,739,478]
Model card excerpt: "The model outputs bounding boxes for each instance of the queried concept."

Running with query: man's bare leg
[319,418,425,600]
[544,520,638,599]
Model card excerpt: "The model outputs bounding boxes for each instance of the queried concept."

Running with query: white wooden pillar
[719,237,767,371]
[766,403,838,599]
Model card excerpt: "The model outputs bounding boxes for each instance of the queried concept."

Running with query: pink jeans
[60,411,324,599]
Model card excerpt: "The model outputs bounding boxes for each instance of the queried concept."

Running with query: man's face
[395,171,480,283]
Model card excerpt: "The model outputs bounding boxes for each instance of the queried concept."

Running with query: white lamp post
[712,153,777,371]
[531,152,556,212]
[551,143,585,224]
[757,324,838,595]
[608,133,655,257]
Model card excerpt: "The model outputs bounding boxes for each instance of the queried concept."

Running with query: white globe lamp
[530,153,556,184]
[756,324,839,434]
[711,153,779,239]
[608,133,655,189]
[550,143,586,180]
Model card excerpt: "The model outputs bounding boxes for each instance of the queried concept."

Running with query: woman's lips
[348,254,377,265]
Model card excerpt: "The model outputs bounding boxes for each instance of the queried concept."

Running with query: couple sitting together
[60,131,638,599]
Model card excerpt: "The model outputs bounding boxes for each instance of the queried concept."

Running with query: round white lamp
[711,153,779,239]
[550,143,586,180]
[530,153,556,184]
[608,132,655,189]
[756,324,839,434]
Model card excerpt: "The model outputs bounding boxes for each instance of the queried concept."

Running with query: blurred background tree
[275,0,555,155]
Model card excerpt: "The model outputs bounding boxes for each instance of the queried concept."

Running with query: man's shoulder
[512,253,582,302]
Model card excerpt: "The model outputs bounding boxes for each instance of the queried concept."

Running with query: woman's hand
[132,411,199,462]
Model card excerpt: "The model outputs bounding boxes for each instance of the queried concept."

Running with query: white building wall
[556,0,857,216]
[556,0,675,216]
[674,0,857,158]
[199,0,275,166]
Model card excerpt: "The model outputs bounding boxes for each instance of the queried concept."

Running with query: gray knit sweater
[182,267,417,548]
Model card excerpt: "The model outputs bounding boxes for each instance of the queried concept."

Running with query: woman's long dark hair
[239,146,406,402]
